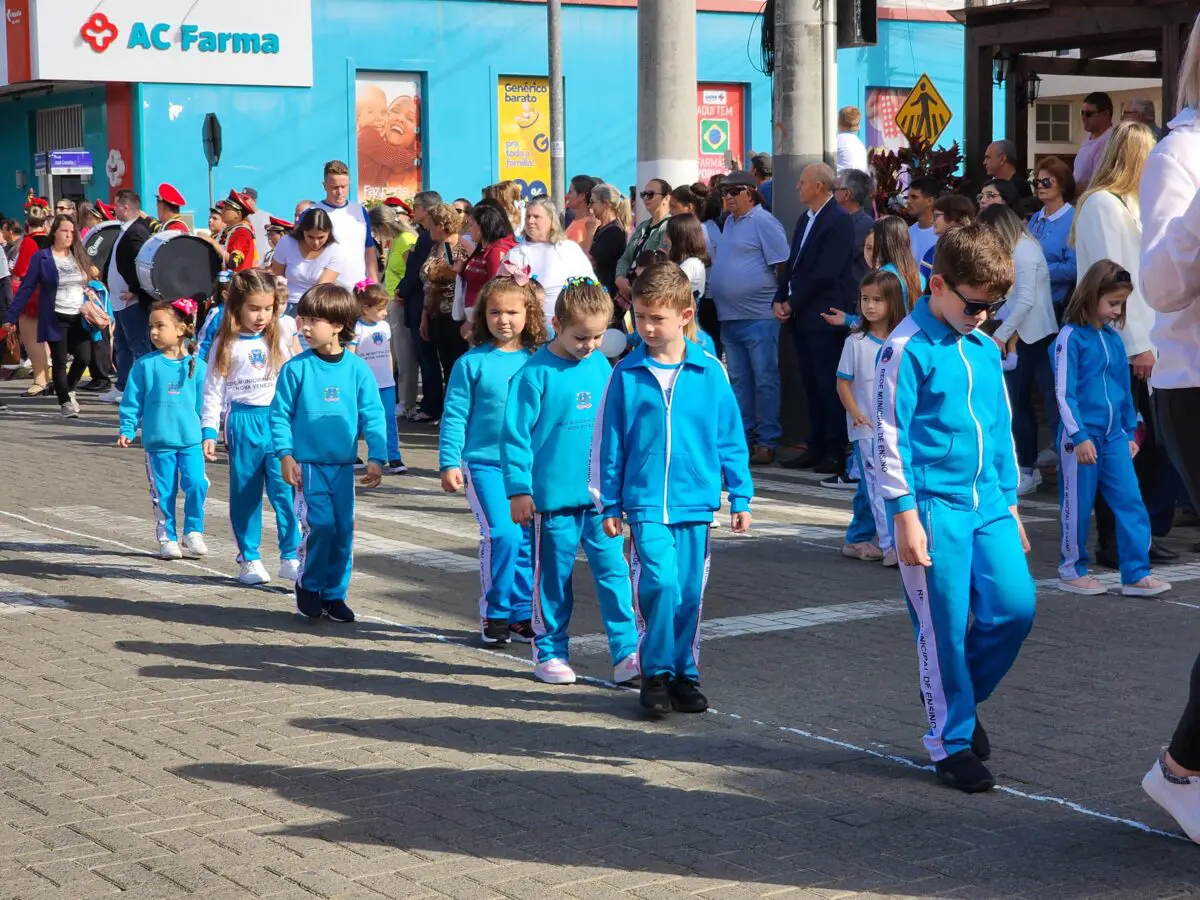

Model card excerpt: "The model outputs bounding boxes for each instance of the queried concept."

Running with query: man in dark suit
[773,163,858,475]
[99,189,154,403]
[836,168,875,285]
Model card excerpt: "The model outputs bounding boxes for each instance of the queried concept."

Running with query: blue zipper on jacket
[956,341,983,510]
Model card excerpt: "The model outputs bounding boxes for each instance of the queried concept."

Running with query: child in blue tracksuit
[201,270,300,586]
[592,261,753,716]
[117,298,209,560]
[876,224,1037,794]
[270,283,387,622]
[440,275,543,645]
[502,277,640,686]
[1051,260,1171,598]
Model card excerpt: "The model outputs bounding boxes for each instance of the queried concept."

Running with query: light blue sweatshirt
[875,297,1019,518]
[1050,322,1136,446]
[118,351,207,451]
[269,350,387,465]
[438,343,533,471]
[1028,204,1077,307]
[198,304,224,362]
[501,346,612,512]
[590,341,753,524]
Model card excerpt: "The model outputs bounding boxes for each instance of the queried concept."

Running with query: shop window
[36,106,85,152]
[1035,102,1072,144]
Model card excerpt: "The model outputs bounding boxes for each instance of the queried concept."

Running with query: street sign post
[895,73,952,147]
[202,113,222,211]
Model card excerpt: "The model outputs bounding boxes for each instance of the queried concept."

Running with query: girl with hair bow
[116,297,210,561]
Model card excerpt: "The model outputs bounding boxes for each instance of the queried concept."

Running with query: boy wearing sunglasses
[875,223,1036,795]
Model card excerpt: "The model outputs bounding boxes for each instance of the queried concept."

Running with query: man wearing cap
[153,183,190,235]
[219,189,257,271]
[709,169,791,465]
[241,186,273,264]
[263,217,292,268]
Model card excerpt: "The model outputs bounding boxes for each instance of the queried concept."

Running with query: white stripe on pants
[858,437,892,552]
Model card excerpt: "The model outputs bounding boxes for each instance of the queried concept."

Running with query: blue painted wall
[0,1,996,219]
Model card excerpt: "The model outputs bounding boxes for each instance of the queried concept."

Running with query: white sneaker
[277,558,301,582]
[1122,575,1171,597]
[613,653,640,684]
[710,514,721,529]
[67,391,80,413]
[182,532,208,556]
[534,658,577,685]
[842,542,883,561]
[1058,576,1107,596]
[882,548,898,567]
[97,388,122,404]
[1142,751,1200,843]
[237,559,271,585]
[60,402,79,419]
[158,540,183,560]
[1017,469,1043,496]
[1035,447,1058,469]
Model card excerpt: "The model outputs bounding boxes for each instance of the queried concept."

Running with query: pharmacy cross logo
[81,13,120,53]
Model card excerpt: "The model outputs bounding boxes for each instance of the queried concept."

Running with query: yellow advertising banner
[497,75,551,199]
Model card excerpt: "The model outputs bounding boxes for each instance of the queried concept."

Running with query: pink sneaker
[613,653,639,684]
[534,658,577,685]
[841,542,883,561]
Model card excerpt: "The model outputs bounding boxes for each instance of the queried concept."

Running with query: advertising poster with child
[496,75,551,199]
[355,72,423,203]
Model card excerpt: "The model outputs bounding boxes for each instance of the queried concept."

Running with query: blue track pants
[145,446,208,543]
[1057,431,1152,585]
[845,439,892,550]
[463,462,532,625]
[295,462,356,612]
[379,385,400,461]
[226,404,300,563]
[531,507,638,666]
[629,521,712,681]
[897,499,1036,762]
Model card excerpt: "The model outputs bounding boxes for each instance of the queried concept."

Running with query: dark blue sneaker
[295,586,322,620]
[323,599,356,622]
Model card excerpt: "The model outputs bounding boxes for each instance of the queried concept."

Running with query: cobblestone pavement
[0,382,1198,899]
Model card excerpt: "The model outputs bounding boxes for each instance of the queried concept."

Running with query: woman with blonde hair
[587,183,631,299]
[418,202,471,420]
[1072,120,1175,570]
[502,196,595,326]
[482,181,523,235]
[1138,11,1200,840]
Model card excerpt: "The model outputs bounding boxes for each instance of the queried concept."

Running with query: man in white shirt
[100,190,154,404]
[835,107,869,174]
[1074,92,1114,194]
[314,160,379,289]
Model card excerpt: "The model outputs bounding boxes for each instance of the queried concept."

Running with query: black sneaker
[508,620,534,643]
[295,587,323,620]
[669,677,709,713]
[934,749,995,793]
[481,618,510,644]
[322,600,356,622]
[640,673,672,716]
[387,458,408,474]
[353,457,367,471]
[79,379,110,392]
[972,718,991,762]
[820,473,859,491]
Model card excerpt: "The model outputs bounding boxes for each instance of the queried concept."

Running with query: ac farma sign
[81,13,281,56]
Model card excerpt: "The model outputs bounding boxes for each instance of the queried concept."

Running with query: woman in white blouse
[502,197,595,327]
[978,204,1057,495]
[270,207,342,314]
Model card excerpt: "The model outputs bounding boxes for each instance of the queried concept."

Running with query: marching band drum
[134,231,222,303]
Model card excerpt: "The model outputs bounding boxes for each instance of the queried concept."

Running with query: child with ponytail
[117,298,209,560]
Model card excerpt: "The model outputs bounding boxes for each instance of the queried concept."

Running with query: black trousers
[1153,387,1200,769]
[697,296,723,359]
[49,313,91,404]
[791,328,847,460]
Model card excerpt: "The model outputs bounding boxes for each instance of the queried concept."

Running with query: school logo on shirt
[1065,442,1074,454]
[166,380,182,396]
[248,348,267,370]
[371,332,384,345]
[575,391,593,410]
[323,386,340,403]
[880,347,894,364]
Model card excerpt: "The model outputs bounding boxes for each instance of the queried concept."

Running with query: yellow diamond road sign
[895,73,952,146]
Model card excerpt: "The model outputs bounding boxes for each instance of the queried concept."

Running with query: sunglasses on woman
[1034,177,1055,189]
[976,191,1002,202]
[639,190,663,200]
[945,278,1006,316]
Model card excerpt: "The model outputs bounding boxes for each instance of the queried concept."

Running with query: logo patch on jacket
[248,348,267,370]
[166,380,182,396]
[372,332,384,345]
[575,391,593,410]
[323,386,340,403]
[880,347,894,364]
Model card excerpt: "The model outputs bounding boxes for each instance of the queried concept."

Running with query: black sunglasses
[945,279,1005,316]
[639,190,663,200]
[1034,177,1054,189]
[720,185,747,196]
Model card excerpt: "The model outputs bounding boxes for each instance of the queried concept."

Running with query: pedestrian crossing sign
[895,74,952,146]
[701,119,730,154]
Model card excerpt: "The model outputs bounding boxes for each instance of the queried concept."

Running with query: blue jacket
[875,297,1019,518]
[198,304,224,361]
[626,329,717,358]
[439,343,533,471]
[8,248,98,344]
[269,350,387,465]
[1050,323,1136,446]
[590,341,753,524]
[118,351,207,451]
[501,346,612,513]
[774,199,858,332]
[1028,205,1076,307]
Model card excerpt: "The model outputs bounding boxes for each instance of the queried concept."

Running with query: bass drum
[82,220,121,275]
[135,231,222,303]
